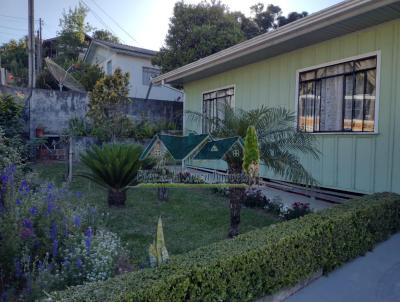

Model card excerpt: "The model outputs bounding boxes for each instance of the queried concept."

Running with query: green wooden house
[153,0,400,194]
[141,134,243,169]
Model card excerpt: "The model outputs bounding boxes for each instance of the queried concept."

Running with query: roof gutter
[152,0,399,85]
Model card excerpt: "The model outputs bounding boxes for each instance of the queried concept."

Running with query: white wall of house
[113,53,182,101]
[86,45,182,102]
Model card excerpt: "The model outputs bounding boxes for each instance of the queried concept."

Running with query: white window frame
[294,51,381,135]
[201,85,236,134]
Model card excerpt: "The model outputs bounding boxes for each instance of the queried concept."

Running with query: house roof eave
[153,0,400,85]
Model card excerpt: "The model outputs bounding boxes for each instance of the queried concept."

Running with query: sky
[0,0,342,51]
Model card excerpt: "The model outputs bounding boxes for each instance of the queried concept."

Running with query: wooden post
[28,0,36,88]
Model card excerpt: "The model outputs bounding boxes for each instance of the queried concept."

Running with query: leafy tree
[153,1,308,72]
[152,1,245,73]
[92,29,120,43]
[71,62,105,91]
[277,11,308,27]
[87,68,130,141]
[240,3,308,39]
[188,105,318,237]
[79,144,143,207]
[57,3,92,64]
[0,38,28,86]
[37,61,104,92]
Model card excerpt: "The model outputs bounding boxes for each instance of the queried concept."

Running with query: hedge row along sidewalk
[50,193,400,302]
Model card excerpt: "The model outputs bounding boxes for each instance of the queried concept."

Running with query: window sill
[306,132,379,136]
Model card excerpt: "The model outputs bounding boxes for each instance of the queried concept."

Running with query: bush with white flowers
[84,230,124,282]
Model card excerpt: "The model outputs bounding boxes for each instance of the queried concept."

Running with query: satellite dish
[44,57,86,93]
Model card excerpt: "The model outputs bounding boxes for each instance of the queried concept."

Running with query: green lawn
[31,162,279,266]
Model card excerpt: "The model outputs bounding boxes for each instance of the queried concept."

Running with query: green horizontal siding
[184,19,400,194]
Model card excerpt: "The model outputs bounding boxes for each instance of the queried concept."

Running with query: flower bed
[0,165,126,301]
[51,193,400,302]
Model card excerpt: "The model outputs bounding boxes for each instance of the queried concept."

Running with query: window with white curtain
[202,87,234,133]
[297,55,377,133]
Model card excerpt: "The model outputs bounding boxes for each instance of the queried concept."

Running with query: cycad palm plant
[188,105,319,237]
[79,144,143,207]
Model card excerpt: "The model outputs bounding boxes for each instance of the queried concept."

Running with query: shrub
[51,193,400,302]
[242,188,268,208]
[176,172,205,184]
[79,144,143,207]
[283,201,312,220]
[212,186,230,197]
[0,94,24,139]
[140,157,157,170]
[87,68,130,141]
[0,128,23,171]
[67,117,91,137]
[265,197,283,216]
[0,165,126,301]
[62,229,125,283]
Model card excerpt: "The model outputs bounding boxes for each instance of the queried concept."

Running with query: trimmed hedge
[51,193,400,301]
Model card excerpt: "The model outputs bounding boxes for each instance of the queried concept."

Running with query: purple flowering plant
[0,165,114,298]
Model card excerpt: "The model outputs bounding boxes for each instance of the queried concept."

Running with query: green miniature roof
[194,137,242,160]
[159,134,209,160]
[141,134,209,161]
[140,136,157,160]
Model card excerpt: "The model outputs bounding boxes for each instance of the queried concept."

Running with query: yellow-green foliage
[87,68,130,140]
[149,217,169,267]
[51,193,400,302]
[242,125,260,175]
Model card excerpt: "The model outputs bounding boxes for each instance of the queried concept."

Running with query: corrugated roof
[158,134,209,160]
[194,137,242,160]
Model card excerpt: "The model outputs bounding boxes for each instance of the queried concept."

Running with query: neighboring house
[42,34,93,59]
[153,0,400,194]
[83,39,183,102]
[140,134,243,168]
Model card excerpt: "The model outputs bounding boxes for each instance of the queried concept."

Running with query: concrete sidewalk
[285,233,400,302]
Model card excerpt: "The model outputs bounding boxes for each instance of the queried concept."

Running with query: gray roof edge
[92,39,158,57]
[153,0,400,85]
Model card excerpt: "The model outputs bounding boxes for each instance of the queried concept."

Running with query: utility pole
[28,0,36,88]
[37,18,43,72]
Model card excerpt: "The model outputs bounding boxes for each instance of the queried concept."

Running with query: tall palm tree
[188,105,319,237]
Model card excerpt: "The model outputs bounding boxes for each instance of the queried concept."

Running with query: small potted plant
[35,124,45,137]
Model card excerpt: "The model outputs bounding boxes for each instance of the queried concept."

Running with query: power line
[79,0,122,42]
[0,14,39,21]
[0,25,27,32]
[0,32,25,38]
[87,0,138,44]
